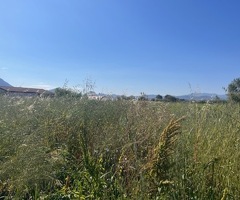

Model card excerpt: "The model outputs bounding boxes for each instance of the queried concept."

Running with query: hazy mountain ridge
[177,93,227,100]
[143,93,227,100]
[0,78,12,87]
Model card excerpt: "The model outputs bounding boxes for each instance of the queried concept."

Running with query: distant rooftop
[0,86,50,95]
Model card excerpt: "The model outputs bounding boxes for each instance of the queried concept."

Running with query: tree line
[54,77,240,103]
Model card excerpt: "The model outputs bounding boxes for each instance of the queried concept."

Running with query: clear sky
[0,0,239,96]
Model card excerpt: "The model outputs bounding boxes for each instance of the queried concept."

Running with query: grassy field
[0,95,239,199]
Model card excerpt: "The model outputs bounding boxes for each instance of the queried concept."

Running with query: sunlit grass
[0,96,239,199]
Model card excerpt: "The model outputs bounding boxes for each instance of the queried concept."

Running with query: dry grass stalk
[146,116,185,196]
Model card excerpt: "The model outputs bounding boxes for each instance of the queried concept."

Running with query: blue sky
[0,0,239,95]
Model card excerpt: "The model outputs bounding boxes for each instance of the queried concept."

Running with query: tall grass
[0,96,239,199]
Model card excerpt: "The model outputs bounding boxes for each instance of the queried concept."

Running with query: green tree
[227,78,240,102]
[164,95,178,102]
[138,92,148,101]
[117,95,128,100]
[155,94,163,101]
[55,87,82,98]
[128,95,136,100]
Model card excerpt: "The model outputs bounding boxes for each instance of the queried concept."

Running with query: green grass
[0,96,239,199]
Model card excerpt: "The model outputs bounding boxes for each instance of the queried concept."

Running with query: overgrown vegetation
[0,95,240,199]
[227,77,240,103]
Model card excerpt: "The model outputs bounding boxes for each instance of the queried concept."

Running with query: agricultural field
[0,95,240,199]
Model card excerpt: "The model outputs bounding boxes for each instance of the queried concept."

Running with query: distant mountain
[0,78,12,87]
[140,93,227,101]
[145,94,156,100]
[177,93,227,101]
